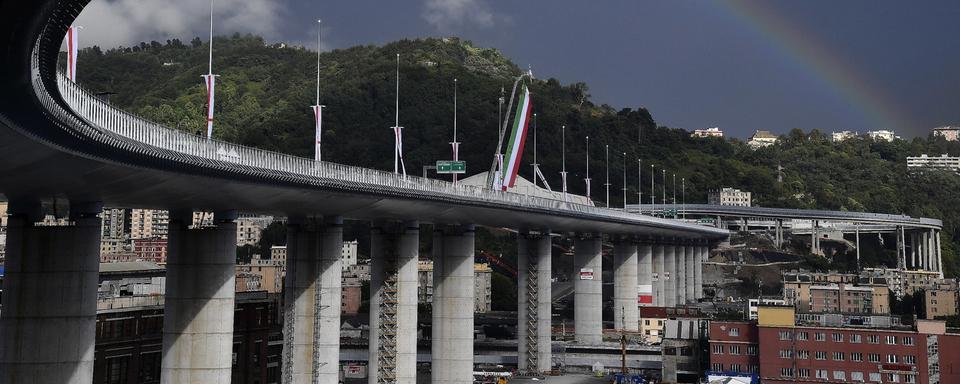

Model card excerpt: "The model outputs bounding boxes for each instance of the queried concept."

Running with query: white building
[341,240,359,268]
[747,130,778,148]
[906,154,960,173]
[866,130,898,142]
[747,298,788,320]
[129,209,169,239]
[831,131,856,142]
[708,188,752,207]
[691,127,723,138]
[933,126,960,141]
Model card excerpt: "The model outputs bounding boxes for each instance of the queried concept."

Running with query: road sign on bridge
[436,160,466,174]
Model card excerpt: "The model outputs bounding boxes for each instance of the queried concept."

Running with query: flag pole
[313,19,325,162]
[391,53,405,176]
[605,144,610,208]
[561,125,568,201]
[531,112,538,189]
[637,159,642,215]
[451,78,460,184]
[622,152,627,210]
[585,136,591,200]
[203,0,218,140]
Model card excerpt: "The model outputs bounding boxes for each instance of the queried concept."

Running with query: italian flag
[501,84,532,191]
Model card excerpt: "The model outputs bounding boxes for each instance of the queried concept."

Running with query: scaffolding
[377,256,399,384]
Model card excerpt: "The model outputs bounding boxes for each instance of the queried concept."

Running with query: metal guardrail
[26,43,725,237]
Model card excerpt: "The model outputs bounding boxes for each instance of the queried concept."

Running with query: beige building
[417,260,493,313]
[638,306,702,344]
[691,127,723,138]
[708,187,751,207]
[129,209,169,239]
[925,279,959,320]
[783,271,889,314]
[831,130,857,142]
[933,126,960,141]
[0,201,7,227]
[236,216,272,246]
[747,130,777,148]
[863,267,944,298]
[235,263,283,294]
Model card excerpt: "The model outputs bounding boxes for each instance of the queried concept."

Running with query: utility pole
[312,19,325,162]
[621,152,627,210]
[451,78,460,184]
[605,144,611,208]
[390,53,406,176]
[637,159,642,215]
[650,164,655,207]
[561,125,568,201]
[672,173,677,218]
[681,177,686,219]
[585,136,591,200]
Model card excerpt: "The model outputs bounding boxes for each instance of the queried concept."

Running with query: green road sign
[436,160,466,174]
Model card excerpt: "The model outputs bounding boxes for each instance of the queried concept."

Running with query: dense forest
[72,35,960,278]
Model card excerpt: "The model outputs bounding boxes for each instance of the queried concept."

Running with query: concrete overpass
[629,203,945,276]
[0,1,726,384]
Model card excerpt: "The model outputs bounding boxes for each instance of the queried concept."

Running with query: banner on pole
[500,84,532,191]
[203,74,218,139]
[66,26,79,82]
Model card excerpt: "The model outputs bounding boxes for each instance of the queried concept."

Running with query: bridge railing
[37,62,720,233]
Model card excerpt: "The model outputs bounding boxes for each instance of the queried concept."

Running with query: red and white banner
[203,74,218,139]
[66,26,79,82]
[312,105,323,161]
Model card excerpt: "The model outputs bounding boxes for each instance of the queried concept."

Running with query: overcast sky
[76,0,960,138]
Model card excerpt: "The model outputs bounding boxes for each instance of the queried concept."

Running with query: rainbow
[717,1,918,132]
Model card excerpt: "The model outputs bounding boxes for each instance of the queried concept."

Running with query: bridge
[630,204,945,276]
[0,1,726,384]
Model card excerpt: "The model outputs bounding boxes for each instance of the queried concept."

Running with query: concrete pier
[282,216,343,384]
[685,245,695,303]
[694,246,704,300]
[369,221,419,384]
[0,202,101,384]
[432,224,476,384]
[652,245,665,306]
[517,232,552,373]
[613,239,639,331]
[676,245,686,304]
[162,211,237,384]
[574,235,603,344]
[663,244,677,307]
[638,244,653,306]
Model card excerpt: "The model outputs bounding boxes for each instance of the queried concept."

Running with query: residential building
[747,298,787,320]
[98,261,165,299]
[783,271,890,314]
[867,129,898,141]
[100,208,129,239]
[747,130,778,148]
[341,240,359,268]
[132,237,167,264]
[235,263,283,294]
[708,188,752,207]
[129,209,169,239]
[270,245,287,265]
[342,275,362,315]
[417,260,493,313]
[932,126,960,141]
[0,201,7,227]
[638,306,702,344]
[831,130,857,142]
[100,237,132,256]
[710,305,960,384]
[907,154,960,173]
[691,127,724,138]
[925,279,959,319]
[100,253,139,263]
[236,215,272,246]
[863,267,945,299]
[661,319,707,383]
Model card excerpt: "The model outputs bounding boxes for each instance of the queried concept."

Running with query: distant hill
[72,35,960,278]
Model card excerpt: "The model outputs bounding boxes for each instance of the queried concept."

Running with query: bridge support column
[694,245,704,300]
[613,238,638,332]
[432,224,476,384]
[0,201,101,384]
[574,234,603,344]
[910,232,917,270]
[162,210,237,384]
[652,244,665,306]
[369,221,419,384]
[517,231,552,373]
[663,243,677,307]
[928,229,937,273]
[638,244,653,306]
[811,220,820,255]
[282,216,343,384]
[676,245,686,304]
[936,231,944,278]
[685,245,696,303]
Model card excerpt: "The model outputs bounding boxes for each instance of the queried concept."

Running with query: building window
[798,368,810,378]
[904,374,916,383]
[850,333,862,343]
[868,335,880,344]
[779,349,793,359]
[711,363,723,371]
[834,371,846,380]
[816,369,828,379]
[815,332,826,341]
[780,368,794,377]
[851,371,864,381]
[747,345,758,355]
[645,320,650,326]
[779,330,792,340]
[833,333,843,342]
[729,345,741,355]
[887,354,899,364]
[887,373,899,383]
[904,355,916,364]
[797,350,809,359]
[868,353,880,363]
[903,336,914,346]
[712,345,724,354]
[748,365,759,373]
[869,372,881,382]
[815,351,827,360]
[797,331,809,341]
[730,364,742,372]
[886,335,897,345]
[833,351,845,361]
[729,327,740,336]
[851,352,863,362]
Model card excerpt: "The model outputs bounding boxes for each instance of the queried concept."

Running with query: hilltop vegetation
[73,35,960,278]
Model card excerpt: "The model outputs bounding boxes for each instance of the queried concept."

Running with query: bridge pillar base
[613,239,639,331]
[676,245,687,305]
[638,244,654,307]
[574,235,603,344]
[685,245,696,303]
[663,244,677,307]
[161,212,236,384]
[283,216,343,384]
[0,202,101,384]
[369,221,419,384]
[432,224,476,384]
[517,231,552,373]
[652,244,665,307]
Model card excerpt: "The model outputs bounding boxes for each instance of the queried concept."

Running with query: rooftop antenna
[312,19,325,162]
[391,53,406,177]
[450,78,460,184]
[202,0,219,140]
